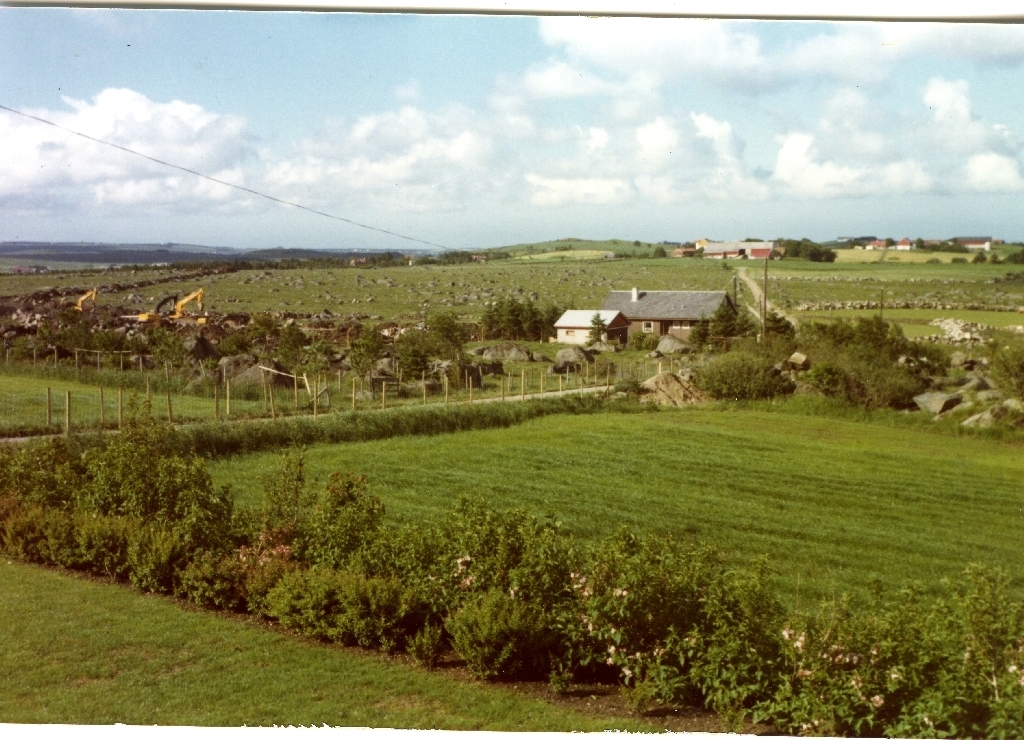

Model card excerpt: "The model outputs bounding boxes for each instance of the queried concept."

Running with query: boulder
[646,350,663,359]
[1004,398,1024,412]
[474,360,504,376]
[787,352,810,371]
[950,351,968,368]
[976,390,1004,403]
[376,357,396,374]
[468,347,486,356]
[217,353,257,379]
[914,391,963,415]
[482,342,532,362]
[638,372,708,407]
[655,335,689,355]
[555,346,594,365]
[959,376,991,392]
[530,352,551,363]
[588,340,621,353]
[232,359,294,389]
[961,404,1008,428]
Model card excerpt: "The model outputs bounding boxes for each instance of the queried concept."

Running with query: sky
[2,10,1024,250]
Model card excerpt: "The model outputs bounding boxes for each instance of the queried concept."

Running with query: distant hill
[0,242,437,266]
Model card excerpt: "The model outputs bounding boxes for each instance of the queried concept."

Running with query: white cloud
[0,88,253,213]
[635,117,679,170]
[524,174,632,206]
[394,79,422,103]
[966,153,1024,191]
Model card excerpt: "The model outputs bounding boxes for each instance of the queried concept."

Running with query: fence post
[54,348,58,367]
[468,376,472,403]
[75,350,79,369]
[352,376,357,410]
[540,372,544,395]
[381,380,386,410]
[422,372,426,405]
[338,370,342,393]
[46,387,51,427]
[261,370,268,412]
[444,375,449,404]
[97,351,101,371]
[99,386,105,427]
[294,374,299,409]
[65,391,71,435]
[166,387,173,424]
[120,353,123,372]
[214,384,220,420]
[501,376,505,402]
[558,375,562,394]
[521,369,525,401]
[118,387,123,430]
[269,381,277,420]
[226,378,231,417]
[313,378,319,418]
[33,347,36,367]
[146,376,151,408]
[164,362,170,383]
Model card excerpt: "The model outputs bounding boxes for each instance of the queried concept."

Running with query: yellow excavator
[74,289,98,311]
[130,288,207,325]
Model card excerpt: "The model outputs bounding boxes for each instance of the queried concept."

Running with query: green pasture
[796,307,1024,337]
[211,409,1024,603]
[0,561,651,729]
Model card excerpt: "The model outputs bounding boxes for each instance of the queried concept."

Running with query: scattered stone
[530,352,551,363]
[638,372,708,407]
[587,340,621,353]
[183,335,219,362]
[217,354,257,379]
[976,390,1004,403]
[913,391,963,415]
[787,352,810,370]
[646,350,663,359]
[232,359,293,388]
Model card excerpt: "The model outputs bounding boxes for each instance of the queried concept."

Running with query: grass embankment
[211,408,1024,603]
[0,561,650,729]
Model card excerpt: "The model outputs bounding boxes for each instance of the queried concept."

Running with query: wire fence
[0,351,688,438]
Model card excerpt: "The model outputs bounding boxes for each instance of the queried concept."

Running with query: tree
[652,246,667,258]
[395,329,433,378]
[588,313,608,344]
[764,310,795,339]
[972,251,988,264]
[348,326,386,377]
[427,309,468,362]
[277,323,307,366]
[689,319,711,347]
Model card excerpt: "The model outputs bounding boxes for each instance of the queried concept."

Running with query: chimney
[631,287,639,302]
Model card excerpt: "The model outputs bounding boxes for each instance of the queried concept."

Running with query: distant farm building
[896,238,913,251]
[553,310,630,345]
[697,240,777,259]
[671,246,697,257]
[601,288,734,340]
[955,237,992,251]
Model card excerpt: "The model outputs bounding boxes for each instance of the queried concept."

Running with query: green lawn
[0,560,654,729]
[211,409,1024,602]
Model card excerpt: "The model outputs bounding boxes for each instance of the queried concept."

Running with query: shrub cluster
[798,317,948,409]
[4,431,1024,736]
[695,352,795,400]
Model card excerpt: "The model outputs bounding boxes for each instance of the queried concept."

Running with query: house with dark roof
[601,288,735,340]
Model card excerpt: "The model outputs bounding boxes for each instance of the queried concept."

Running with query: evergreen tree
[588,313,608,344]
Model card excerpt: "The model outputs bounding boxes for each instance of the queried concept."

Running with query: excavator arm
[75,289,97,311]
[171,289,204,318]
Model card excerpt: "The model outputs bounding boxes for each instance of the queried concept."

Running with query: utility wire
[0,102,449,251]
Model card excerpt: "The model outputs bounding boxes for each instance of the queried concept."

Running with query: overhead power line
[0,102,449,251]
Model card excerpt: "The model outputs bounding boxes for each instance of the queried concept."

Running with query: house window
[565,330,575,336]
[642,321,654,333]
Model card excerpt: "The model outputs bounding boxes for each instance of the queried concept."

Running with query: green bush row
[3,424,1024,736]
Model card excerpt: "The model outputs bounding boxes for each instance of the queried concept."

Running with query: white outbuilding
[553,310,630,345]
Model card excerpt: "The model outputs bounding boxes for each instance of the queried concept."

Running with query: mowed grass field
[0,561,653,729]
[211,409,1024,603]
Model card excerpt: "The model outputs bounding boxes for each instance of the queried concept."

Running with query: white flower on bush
[612,588,628,598]
[455,554,472,575]
[607,645,617,655]
[890,671,901,682]
[1009,665,1019,673]
[622,667,633,679]
[870,695,885,708]
[793,633,806,652]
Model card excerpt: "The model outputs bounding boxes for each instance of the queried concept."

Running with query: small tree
[588,313,608,344]
[348,326,386,377]
[992,345,1024,399]
[652,246,667,258]
[427,310,468,362]
[764,310,795,339]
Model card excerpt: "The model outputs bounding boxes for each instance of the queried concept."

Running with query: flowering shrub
[447,590,552,680]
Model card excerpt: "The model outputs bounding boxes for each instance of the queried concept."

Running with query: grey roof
[601,290,730,320]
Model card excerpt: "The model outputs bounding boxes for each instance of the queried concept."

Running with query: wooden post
[214,384,220,420]
[46,387,51,427]
[75,349,78,369]
[97,351,101,371]
[540,372,544,395]
[294,374,299,409]
[99,386,104,427]
[585,362,589,386]
[120,353,123,372]
[226,378,231,417]
[352,376,357,410]
[118,387,123,429]
[879,288,884,320]
[606,364,610,390]
[338,370,342,393]
[382,380,386,410]
[166,387,173,424]
[422,372,427,405]
[558,375,563,394]
[65,391,71,435]
[261,370,268,412]
[269,381,277,420]
[444,375,449,404]
[313,378,319,418]
[580,370,584,398]
[165,362,170,383]
[54,347,58,367]
[146,376,151,406]
[468,376,472,403]
[658,361,663,375]
[521,369,525,401]
[501,376,505,402]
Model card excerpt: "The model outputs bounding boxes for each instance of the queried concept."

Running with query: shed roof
[554,310,628,328]
[601,290,730,320]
